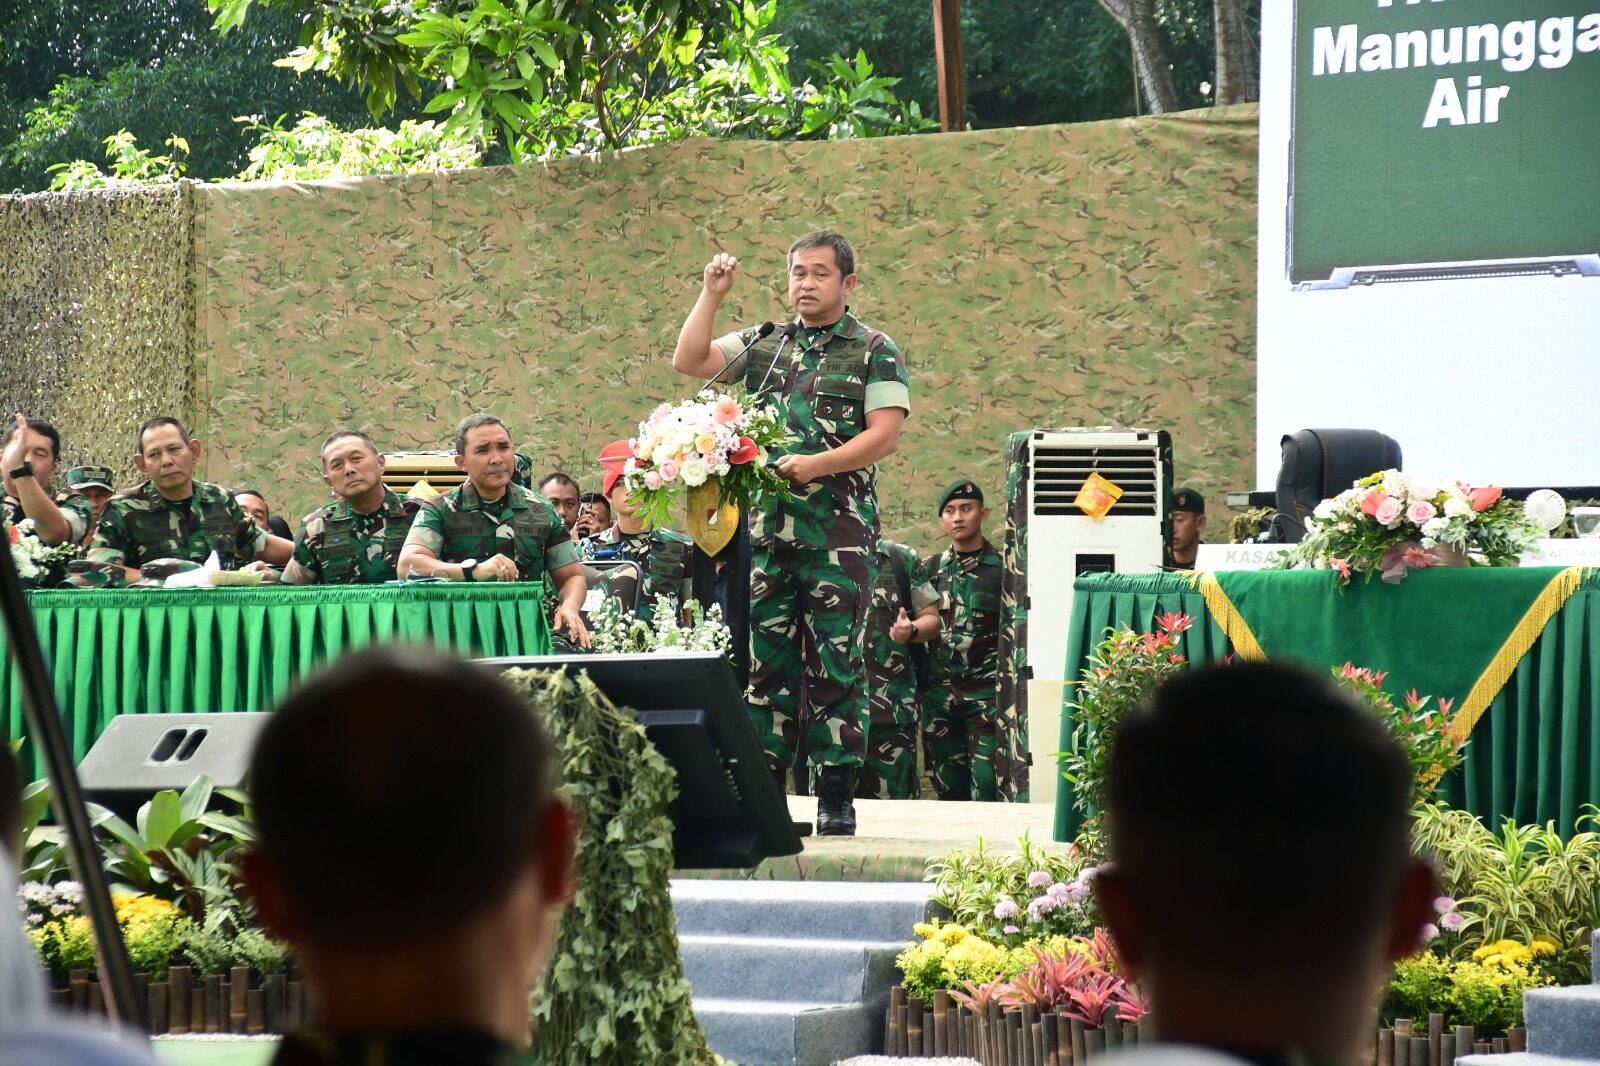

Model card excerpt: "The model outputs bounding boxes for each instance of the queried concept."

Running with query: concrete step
[1459,1055,1600,1066]
[678,933,903,1004]
[692,997,875,1066]
[670,878,933,942]
[1525,985,1600,1058]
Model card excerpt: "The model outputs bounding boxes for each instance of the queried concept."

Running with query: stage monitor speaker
[476,652,802,869]
[77,713,269,821]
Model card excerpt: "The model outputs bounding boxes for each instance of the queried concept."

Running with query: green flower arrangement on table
[1271,470,1548,585]
[623,387,795,531]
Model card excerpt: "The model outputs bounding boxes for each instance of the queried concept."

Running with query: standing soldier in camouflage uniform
[398,413,591,648]
[88,416,294,585]
[857,535,941,800]
[63,465,115,546]
[282,430,417,585]
[580,440,694,626]
[923,480,1004,801]
[673,231,910,836]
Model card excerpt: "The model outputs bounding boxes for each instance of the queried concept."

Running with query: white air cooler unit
[1019,428,1171,801]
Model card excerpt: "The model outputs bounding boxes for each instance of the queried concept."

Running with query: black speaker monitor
[476,652,802,869]
[77,712,269,821]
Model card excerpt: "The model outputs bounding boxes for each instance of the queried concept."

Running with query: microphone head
[755,321,776,338]
[781,321,800,338]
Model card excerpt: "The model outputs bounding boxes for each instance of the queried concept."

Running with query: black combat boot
[815,765,857,836]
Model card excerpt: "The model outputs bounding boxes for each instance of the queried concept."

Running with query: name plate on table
[1193,544,1293,571]
[1521,539,1600,566]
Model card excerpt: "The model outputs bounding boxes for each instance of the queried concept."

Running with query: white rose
[1443,497,1470,518]
[1421,516,1448,537]
[680,457,710,487]
[1313,499,1337,520]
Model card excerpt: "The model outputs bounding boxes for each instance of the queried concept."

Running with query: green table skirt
[1053,568,1600,840]
[3,583,550,776]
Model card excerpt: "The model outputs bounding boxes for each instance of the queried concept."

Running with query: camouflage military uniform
[922,540,1004,800]
[580,525,693,625]
[715,307,911,775]
[3,491,92,587]
[284,488,416,584]
[857,538,938,800]
[403,481,579,585]
[87,480,266,571]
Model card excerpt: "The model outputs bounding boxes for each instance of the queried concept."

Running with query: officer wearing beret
[922,479,1004,801]
[580,440,694,627]
[63,464,115,545]
[1168,486,1207,569]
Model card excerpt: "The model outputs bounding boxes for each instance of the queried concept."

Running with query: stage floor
[674,796,1060,883]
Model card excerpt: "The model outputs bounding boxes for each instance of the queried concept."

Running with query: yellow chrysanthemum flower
[1530,937,1559,957]
[913,922,936,940]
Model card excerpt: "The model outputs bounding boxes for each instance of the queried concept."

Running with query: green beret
[938,479,984,513]
[65,465,114,491]
[1170,487,1205,515]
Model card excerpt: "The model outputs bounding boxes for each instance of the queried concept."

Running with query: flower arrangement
[7,517,80,582]
[623,387,794,530]
[1385,939,1557,1035]
[1274,470,1546,585]
[928,834,1099,945]
[587,595,732,655]
[1332,664,1465,806]
[1062,613,1193,822]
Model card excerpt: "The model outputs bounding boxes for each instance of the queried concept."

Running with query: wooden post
[1455,1024,1475,1062]
[931,0,966,131]
[1085,1027,1106,1059]
[1508,1027,1527,1052]
[148,982,169,1036]
[1411,1034,1429,1066]
[1429,1014,1444,1066]
[1378,1028,1395,1066]
[190,989,205,1033]
[1395,1020,1413,1066]
[206,975,223,1033]
[934,990,951,1056]
[169,965,192,1034]
[1057,1013,1072,1066]
[88,981,104,1017]
[1071,1017,1087,1064]
[69,969,89,1012]
[909,997,924,1058]
[888,987,904,1055]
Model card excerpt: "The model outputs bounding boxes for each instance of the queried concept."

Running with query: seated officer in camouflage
[63,465,115,546]
[672,231,910,836]
[857,534,941,801]
[399,413,591,648]
[922,479,1004,802]
[2,413,93,552]
[88,416,295,584]
[282,431,417,585]
[580,440,694,626]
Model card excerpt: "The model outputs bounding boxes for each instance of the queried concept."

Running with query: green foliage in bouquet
[624,386,795,532]
[1061,613,1193,821]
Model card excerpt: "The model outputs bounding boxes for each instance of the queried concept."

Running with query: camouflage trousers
[748,543,870,775]
[922,681,999,801]
[857,683,921,800]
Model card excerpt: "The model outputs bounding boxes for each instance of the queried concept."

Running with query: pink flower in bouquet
[1434,896,1457,915]
[1467,486,1503,511]
[1360,491,1390,518]
[659,461,680,482]
[1407,500,1437,524]
[1402,546,1434,569]
[1440,912,1465,933]
[1003,924,1020,935]
[649,402,672,424]
[643,471,663,491]
[1374,496,1404,526]
[1329,557,1351,580]
[728,436,759,465]
[712,395,742,425]
[6,525,18,545]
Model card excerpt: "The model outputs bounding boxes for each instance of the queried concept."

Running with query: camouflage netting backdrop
[4,106,1257,554]
[0,185,195,490]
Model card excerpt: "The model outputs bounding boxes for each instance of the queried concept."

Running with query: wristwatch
[8,461,33,480]
[460,558,478,582]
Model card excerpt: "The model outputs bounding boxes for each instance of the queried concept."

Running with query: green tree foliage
[769,0,1254,128]
[0,0,404,192]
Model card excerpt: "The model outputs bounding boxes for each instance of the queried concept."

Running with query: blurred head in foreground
[242,646,575,1046]
[1095,661,1433,1063]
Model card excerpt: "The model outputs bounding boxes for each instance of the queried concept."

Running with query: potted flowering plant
[623,387,794,547]
[1273,470,1546,585]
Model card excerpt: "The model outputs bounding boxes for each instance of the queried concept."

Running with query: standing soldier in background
[580,440,694,627]
[923,480,1004,801]
[282,430,417,585]
[857,535,941,800]
[672,231,910,836]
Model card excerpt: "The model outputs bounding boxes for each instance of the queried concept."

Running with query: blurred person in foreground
[241,647,577,1066]
[1094,661,1435,1066]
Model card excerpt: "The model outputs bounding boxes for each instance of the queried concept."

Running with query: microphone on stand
[708,321,776,387]
[752,320,799,397]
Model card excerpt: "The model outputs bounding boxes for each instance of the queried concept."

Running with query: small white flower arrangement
[588,594,732,655]
[6,518,79,581]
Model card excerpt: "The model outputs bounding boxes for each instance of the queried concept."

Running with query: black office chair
[1270,429,1403,543]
